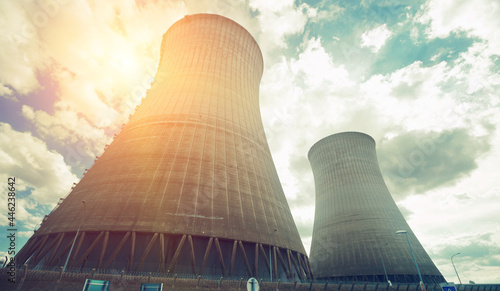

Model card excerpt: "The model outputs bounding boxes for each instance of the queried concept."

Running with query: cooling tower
[16,14,311,281]
[308,132,444,283]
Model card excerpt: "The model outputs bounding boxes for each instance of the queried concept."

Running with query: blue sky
[1,0,499,283]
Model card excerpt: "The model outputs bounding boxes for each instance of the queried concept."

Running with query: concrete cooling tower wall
[16,14,311,281]
[308,132,444,283]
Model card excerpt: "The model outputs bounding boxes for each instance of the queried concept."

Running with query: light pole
[396,230,424,290]
[451,253,462,286]
[63,200,85,272]
[269,229,277,282]
[378,242,391,285]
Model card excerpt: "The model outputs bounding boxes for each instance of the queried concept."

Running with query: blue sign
[82,279,110,291]
[442,286,457,291]
[141,282,164,291]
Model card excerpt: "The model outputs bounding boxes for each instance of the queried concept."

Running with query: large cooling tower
[308,132,444,283]
[16,14,311,281]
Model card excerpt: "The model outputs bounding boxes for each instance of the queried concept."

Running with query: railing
[2,266,499,291]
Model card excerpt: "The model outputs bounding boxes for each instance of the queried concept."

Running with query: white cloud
[0,83,16,102]
[260,36,355,155]
[291,37,353,90]
[360,48,499,134]
[22,105,110,159]
[1,0,188,128]
[310,2,344,22]
[33,1,183,125]
[0,123,78,229]
[0,1,46,95]
[400,185,500,283]
[417,0,500,50]
[361,24,392,52]
[248,0,295,12]
[360,61,458,132]
[250,1,315,55]
[15,198,45,231]
[17,231,35,238]
[450,42,500,96]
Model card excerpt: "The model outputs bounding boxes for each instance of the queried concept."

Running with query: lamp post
[269,229,277,281]
[451,253,462,286]
[378,242,391,285]
[63,200,85,272]
[396,230,424,290]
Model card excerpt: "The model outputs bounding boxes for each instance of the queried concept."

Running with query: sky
[1,0,499,284]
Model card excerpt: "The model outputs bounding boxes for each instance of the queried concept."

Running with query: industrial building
[308,132,445,283]
[16,14,311,281]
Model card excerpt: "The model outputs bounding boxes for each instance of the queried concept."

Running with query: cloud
[1,0,189,129]
[260,36,356,159]
[450,42,500,96]
[426,228,500,283]
[249,0,294,12]
[22,105,110,160]
[249,0,315,54]
[417,0,500,50]
[291,203,315,254]
[310,3,344,22]
[395,182,500,282]
[388,60,445,99]
[355,61,457,136]
[378,128,493,197]
[291,37,353,91]
[0,84,16,102]
[0,122,78,236]
[15,198,45,231]
[0,123,78,206]
[360,54,498,133]
[17,230,34,238]
[361,24,393,52]
[33,1,174,125]
[396,204,414,218]
[0,1,47,95]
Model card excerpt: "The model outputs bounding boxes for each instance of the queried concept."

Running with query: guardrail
[1,266,499,291]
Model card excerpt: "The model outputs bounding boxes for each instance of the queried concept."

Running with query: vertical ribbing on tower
[308,132,444,283]
[16,14,309,280]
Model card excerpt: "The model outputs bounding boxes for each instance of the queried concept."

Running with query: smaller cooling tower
[308,132,445,283]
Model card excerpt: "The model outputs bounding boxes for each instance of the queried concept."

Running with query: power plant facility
[12,13,450,288]
[308,132,445,283]
[16,14,311,281]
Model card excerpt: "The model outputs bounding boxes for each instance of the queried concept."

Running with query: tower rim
[162,13,264,77]
[308,131,376,160]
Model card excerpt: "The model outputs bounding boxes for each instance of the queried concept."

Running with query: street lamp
[378,242,391,285]
[451,253,462,285]
[63,200,86,272]
[269,229,277,282]
[396,230,424,291]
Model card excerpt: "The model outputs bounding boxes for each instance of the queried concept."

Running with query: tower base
[16,231,312,281]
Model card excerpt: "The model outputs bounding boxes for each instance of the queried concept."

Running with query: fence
[1,266,499,291]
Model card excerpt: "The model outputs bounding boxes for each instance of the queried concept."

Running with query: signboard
[140,283,163,291]
[247,277,259,291]
[82,279,110,291]
[440,283,457,291]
